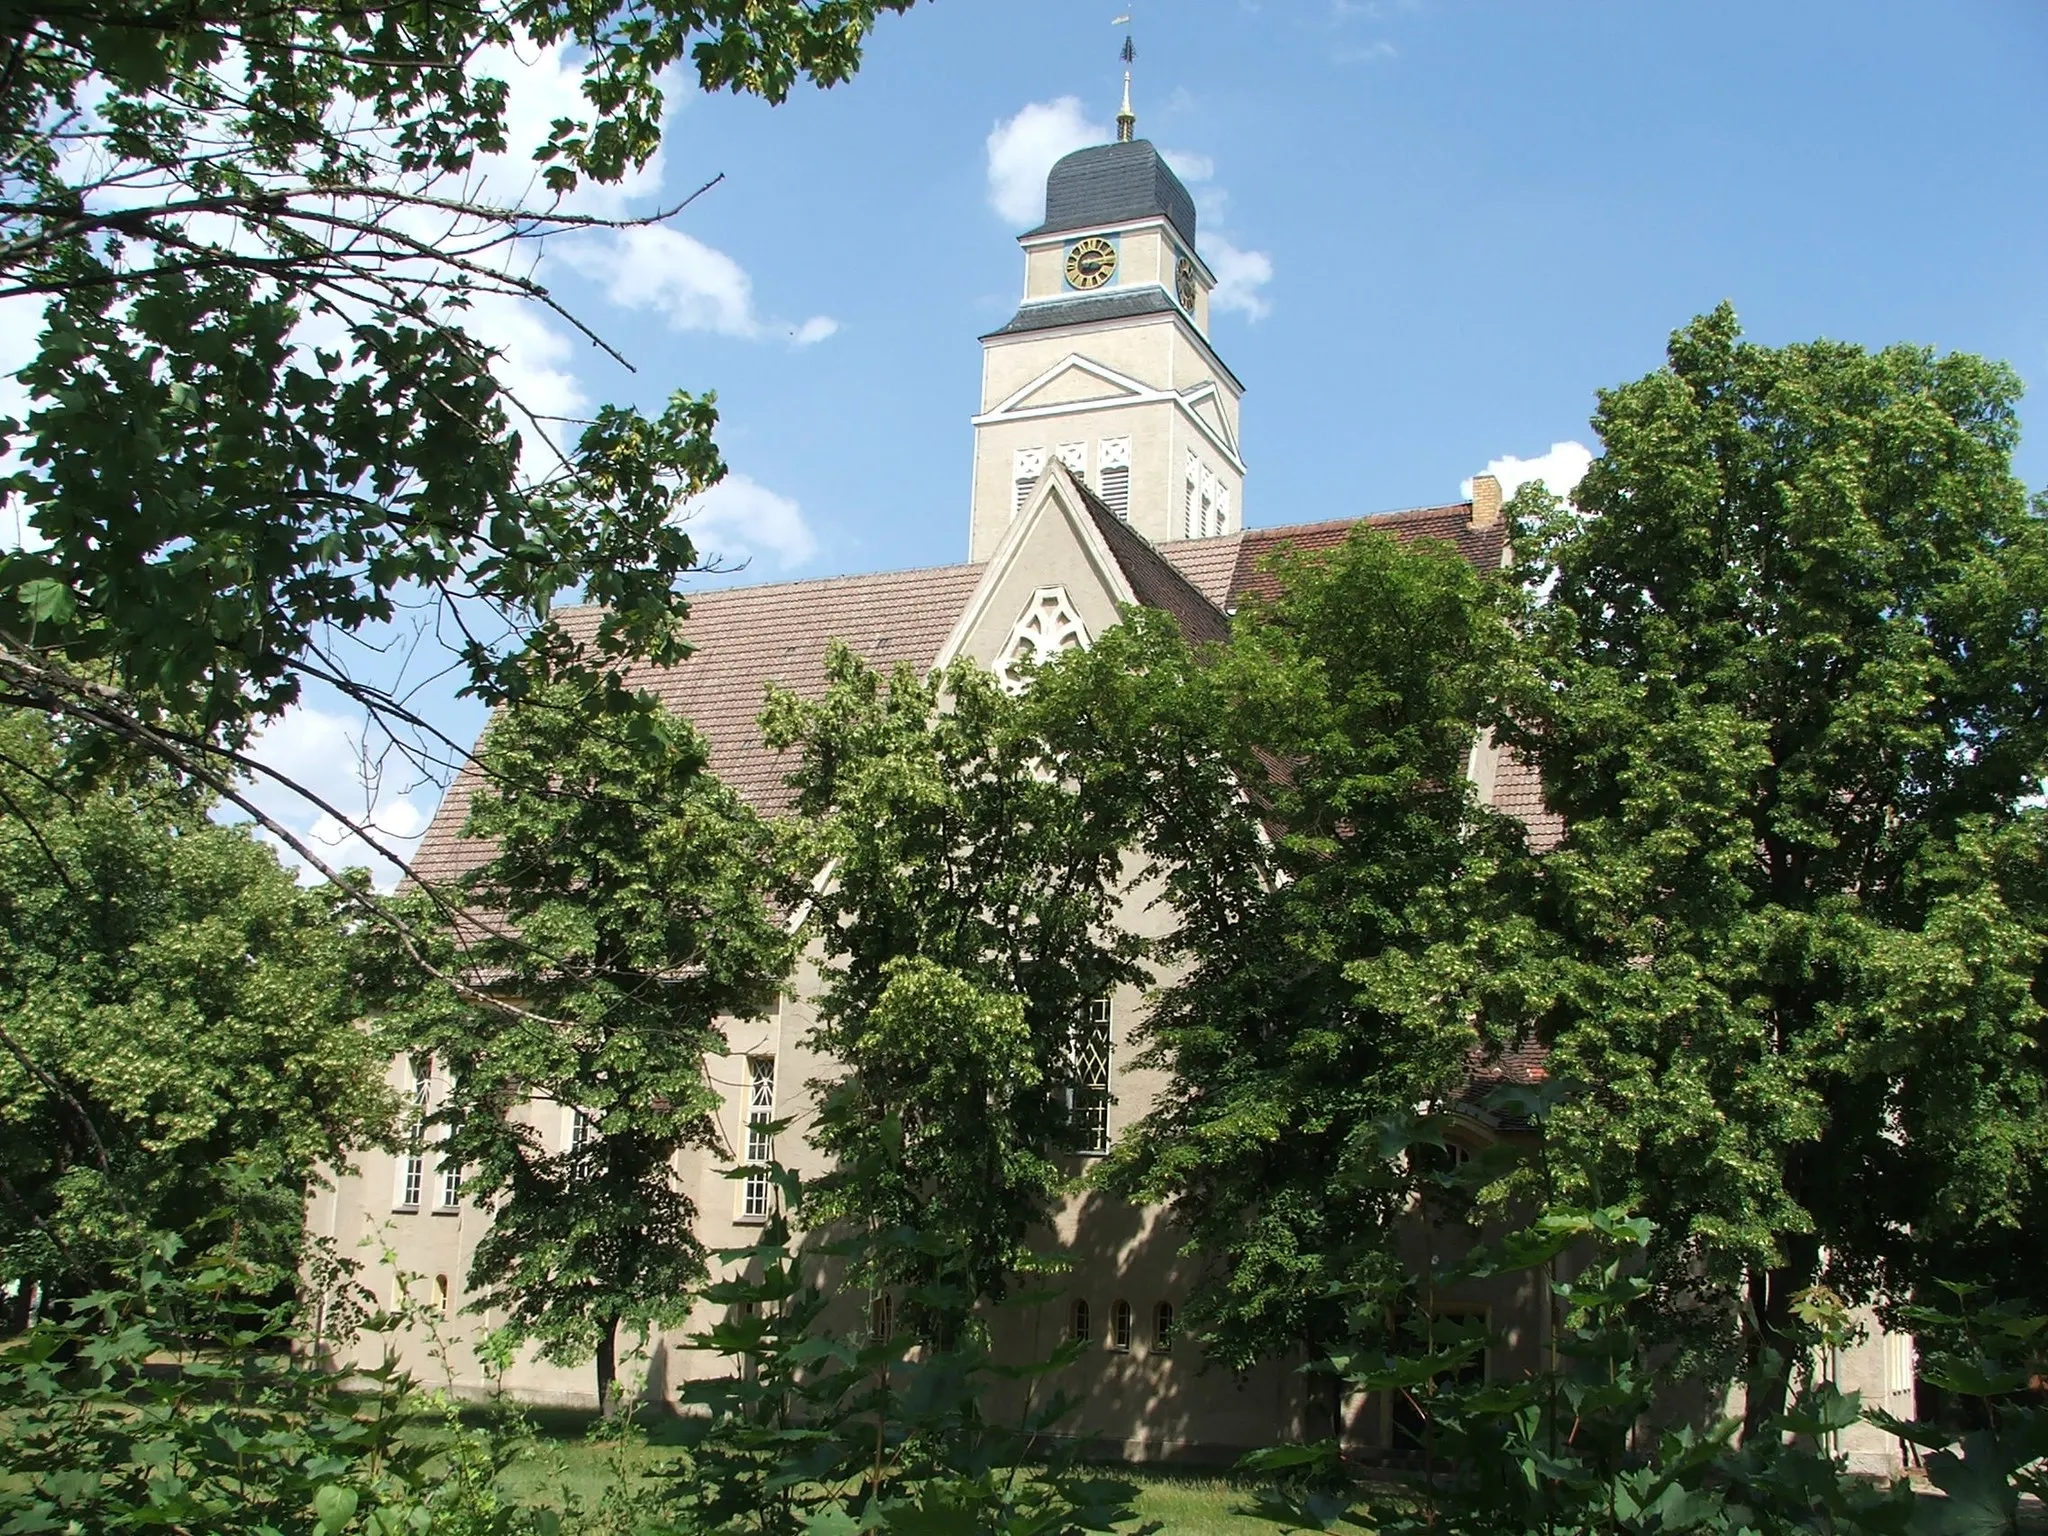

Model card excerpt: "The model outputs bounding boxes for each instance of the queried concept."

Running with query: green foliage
[1501,304,2048,1391]
[0,1238,564,1536]
[397,680,792,1407]
[1080,530,1529,1380]
[637,1167,1147,1536]
[0,0,917,870]
[0,708,391,1294]
[761,646,1151,1332]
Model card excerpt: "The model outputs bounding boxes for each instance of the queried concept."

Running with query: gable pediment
[983,355,1151,420]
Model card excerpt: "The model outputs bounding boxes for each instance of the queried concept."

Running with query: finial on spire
[1116,31,1137,141]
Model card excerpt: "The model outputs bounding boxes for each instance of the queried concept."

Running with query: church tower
[968,125,1246,562]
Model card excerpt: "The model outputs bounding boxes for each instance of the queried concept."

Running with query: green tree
[761,645,1151,1338]
[1502,305,2048,1418]
[414,680,791,1409]
[0,709,390,1308]
[1083,531,1527,1430]
[0,0,915,900]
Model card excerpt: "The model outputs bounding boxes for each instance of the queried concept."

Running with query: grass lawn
[495,1407,1307,1533]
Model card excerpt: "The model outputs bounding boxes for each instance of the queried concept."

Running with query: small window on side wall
[1154,1301,1176,1355]
[1111,1299,1133,1353]
[1070,1298,1092,1345]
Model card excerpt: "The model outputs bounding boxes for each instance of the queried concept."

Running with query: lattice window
[997,586,1090,694]
[742,1056,775,1220]
[1097,436,1131,521]
[398,1153,423,1210]
[1013,446,1046,515]
[1183,453,1201,539]
[1064,996,1113,1154]
[437,1160,462,1209]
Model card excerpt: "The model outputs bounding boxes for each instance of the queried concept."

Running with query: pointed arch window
[742,1056,776,1220]
[1070,1298,1092,1344]
[1064,996,1113,1154]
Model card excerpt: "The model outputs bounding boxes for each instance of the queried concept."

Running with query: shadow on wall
[984,1183,1308,1465]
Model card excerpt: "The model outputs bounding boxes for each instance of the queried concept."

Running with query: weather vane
[1114,15,1137,141]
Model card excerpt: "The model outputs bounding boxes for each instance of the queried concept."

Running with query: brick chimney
[1469,473,1503,529]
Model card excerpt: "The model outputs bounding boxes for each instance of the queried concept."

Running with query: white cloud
[673,472,818,574]
[243,704,435,890]
[1160,152,1276,321]
[1207,235,1276,321]
[1463,441,1596,502]
[469,38,673,219]
[986,98,1108,226]
[565,224,839,348]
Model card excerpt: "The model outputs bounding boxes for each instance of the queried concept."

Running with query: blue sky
[530,0,2048,578]
[238,0,2048,876]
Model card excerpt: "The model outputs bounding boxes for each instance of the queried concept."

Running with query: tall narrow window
[1154,1301,1176,1354]
[433,1274,450,1315]
[1063,997,1113,1154]
[1183,453,1201,539]
[870,1292,894,1344]
[1213,484,1232,537]
[1097,437,1131,521]
[568,1108,595,1153]
[1201,467,1222,538]
[742,1056,775,1220]
[437,1160,462,1210]
[1070,1298,1092,1344]
[1013,446,1046,515]
[395,1057,430,1209]
[1111,1299,1133,1353]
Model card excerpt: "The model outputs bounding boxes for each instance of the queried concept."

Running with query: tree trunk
[596,1313,620,1418]
[1741,1233,1820,1437]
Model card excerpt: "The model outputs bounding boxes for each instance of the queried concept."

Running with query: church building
[307,115,1918,1469]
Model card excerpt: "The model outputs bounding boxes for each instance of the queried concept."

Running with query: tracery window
[1064,996,1113,1155]
[997,586,1090,694]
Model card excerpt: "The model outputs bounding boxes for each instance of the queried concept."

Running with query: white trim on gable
[974,362,1247,477]
[934,462,1137,673]
[985,354,1151,419]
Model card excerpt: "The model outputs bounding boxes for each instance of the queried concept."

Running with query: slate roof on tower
[1029,140,1198,246]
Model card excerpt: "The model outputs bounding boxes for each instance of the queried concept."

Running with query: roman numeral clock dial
[1065,237,1117,290]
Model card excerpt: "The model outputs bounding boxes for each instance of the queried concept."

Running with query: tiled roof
[408,562,985,888]
[1076,484,1232,645]
[1159,504,1507,611]
[984,286,1180,339]
[1490,746,1564,853]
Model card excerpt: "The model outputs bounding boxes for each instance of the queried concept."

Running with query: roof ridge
[1244,503,1476,541]
[551,558,986,618]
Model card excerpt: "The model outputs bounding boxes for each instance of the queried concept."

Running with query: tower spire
[1116,31,1137,142]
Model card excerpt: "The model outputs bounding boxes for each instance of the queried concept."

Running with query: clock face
[1175,255,1198,312]
[1065,237,1118,290]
